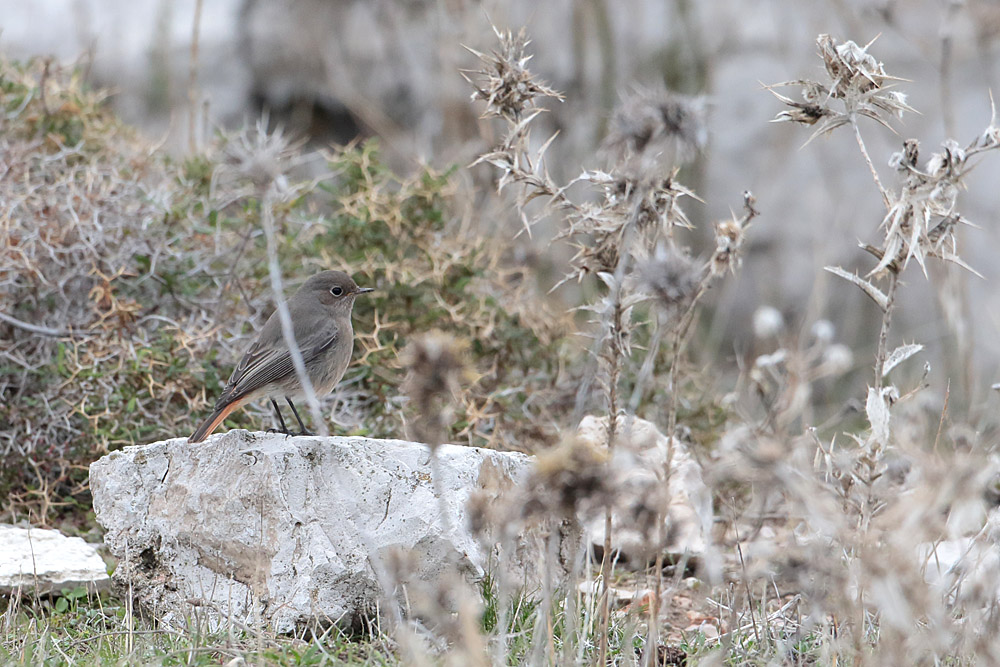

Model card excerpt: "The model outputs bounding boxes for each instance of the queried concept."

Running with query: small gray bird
[189,270,373,443]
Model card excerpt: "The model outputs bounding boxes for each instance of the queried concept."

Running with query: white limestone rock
[576,415,714,566]
[89,430,557,632]
[0,524,109,594]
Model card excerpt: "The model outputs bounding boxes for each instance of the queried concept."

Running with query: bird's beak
[355,287,375,295]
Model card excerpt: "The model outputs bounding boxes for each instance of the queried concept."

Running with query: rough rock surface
[577,415,714,566]
[0,524,109,594]
[90,430,553,632]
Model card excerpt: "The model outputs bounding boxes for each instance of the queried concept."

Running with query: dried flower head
[821,343,855,376]
[870,130,999,277]
[818,34,885,98]
[464,26,563,121]
[637,244,701,313]
[769,34,914,141]
[710,191,757,277]
[521,433,611,518]
[603,85,708,168]
[218,116,305,195]
[753,306,785,340]
[811,319,836,344]
[711,219,745,277]
[401,331,473,445]
[559,170,698,282]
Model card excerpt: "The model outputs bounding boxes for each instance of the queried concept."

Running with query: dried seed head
[603,85,707,168]
[571,231,622,277]
[889,138,920,173]
[221,117,304,194]
[870,131,995,277]
[401,330,471,402]
[822,343,855,375]
[711,217,747,277]
[559,171,698,284]
[465,26,563,121]
[637,244,701,313]
[753,306,785,339]
[818,34,886,98]
[811,319,836,344]
[401,331,473,445]
[769,35,912,138]
[522,434,611,518]
[926,139,967,179]
[466,458,519,539]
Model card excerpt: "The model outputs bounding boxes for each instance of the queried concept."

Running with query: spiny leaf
[865,385,894,447]
[824,266,888,311]
[882,343,923,377]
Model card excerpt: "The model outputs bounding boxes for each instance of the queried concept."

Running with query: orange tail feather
[189,397,248,443]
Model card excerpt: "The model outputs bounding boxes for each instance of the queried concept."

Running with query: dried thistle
[468,26,699,269]
[711,220,746,278]
[603,85,708,169]
[636,244,701,314]
[867,131,1000,277]
[556,171,699,283]
[752,306,785,340]
[463,26,562,122]
[769,34,914,141]
[217,116,307,197]
[466,25,752,663]
[401,330,473,446]
[710,191,757,278]
[521,433,611,519]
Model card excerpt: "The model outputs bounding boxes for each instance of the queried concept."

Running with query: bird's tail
[189,397,248,443]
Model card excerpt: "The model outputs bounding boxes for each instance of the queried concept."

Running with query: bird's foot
[266,427,292,436]
[291,428,315,437]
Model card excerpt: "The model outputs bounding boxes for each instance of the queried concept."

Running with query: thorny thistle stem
[873,272,899,390]
[598,357,619,667]
[644,282,710,661]
[596,203,641,667]
[852,120,890,208]
[648,324,682,650]
[639,194,755,662]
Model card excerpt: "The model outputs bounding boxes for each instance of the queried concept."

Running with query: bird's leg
[286,397,315,436]
[266,399,291,435]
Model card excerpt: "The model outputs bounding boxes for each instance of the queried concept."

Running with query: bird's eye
[331,286,344,297]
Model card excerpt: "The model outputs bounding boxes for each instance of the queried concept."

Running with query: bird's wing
[216,320,339,407]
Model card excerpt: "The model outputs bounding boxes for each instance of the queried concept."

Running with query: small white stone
[0,525,109,594]
[685,622,720,639]
[701,623,720,639]
[683,576,703,590]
